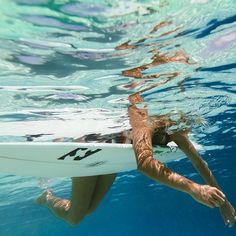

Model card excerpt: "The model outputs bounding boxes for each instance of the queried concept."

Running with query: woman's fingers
[209,187,225,206]
[211,194,225,206]
[209,197,223,208]
[215,188,226,200]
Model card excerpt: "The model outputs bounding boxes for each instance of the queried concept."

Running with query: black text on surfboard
[58,148,102,161]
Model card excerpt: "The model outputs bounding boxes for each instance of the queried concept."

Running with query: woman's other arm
[170,131,236,227]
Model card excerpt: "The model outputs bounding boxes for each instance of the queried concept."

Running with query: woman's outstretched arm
[170,131,236,227]
[128,105,225,209]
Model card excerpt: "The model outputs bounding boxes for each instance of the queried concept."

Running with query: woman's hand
[190,184,226,208]
[219,200,236,227]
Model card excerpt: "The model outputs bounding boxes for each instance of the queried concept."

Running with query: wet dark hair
[152,129,170,146]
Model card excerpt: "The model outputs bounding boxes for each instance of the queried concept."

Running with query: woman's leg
[87,173,116,215]
[37,176,98,226]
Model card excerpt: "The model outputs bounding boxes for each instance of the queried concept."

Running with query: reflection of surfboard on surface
[0,108,130,140]
[0,141,198,177]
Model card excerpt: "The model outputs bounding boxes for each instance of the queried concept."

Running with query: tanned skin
[128,92,235,227]
[37,93,235,228]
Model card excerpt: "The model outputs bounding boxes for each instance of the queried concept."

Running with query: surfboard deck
[0,141,192,177]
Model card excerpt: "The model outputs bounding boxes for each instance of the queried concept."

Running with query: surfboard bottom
[0,142,189,177]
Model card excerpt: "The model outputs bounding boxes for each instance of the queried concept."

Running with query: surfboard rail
[0,142,189,177]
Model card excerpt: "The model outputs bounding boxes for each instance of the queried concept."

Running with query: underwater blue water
[0,0,236,235]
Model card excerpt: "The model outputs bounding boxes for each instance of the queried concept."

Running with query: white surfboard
[0,141,193,177]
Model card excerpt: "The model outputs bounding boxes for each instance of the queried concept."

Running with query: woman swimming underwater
[37,93,236,227]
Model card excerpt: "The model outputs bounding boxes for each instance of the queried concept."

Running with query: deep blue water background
[0,0,236,235]
[0,112,235,235]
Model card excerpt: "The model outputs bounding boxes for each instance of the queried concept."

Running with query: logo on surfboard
[58,147,102,161]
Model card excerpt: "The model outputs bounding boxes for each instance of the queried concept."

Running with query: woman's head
[151,129,170,146]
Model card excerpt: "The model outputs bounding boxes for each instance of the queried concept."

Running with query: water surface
[0,0,235,235]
